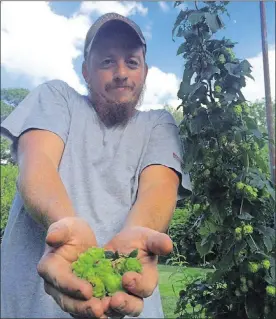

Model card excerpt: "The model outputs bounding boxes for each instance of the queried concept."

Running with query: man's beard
[87,85,146,128]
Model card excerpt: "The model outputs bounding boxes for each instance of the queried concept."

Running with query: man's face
[83,24,148,127]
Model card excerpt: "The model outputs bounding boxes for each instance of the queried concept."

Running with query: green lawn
[157,264,212,318]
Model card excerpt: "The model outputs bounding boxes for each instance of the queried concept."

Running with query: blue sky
[1,1,275,110]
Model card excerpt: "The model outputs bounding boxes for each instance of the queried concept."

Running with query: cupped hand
[37,217,110,318]
[103,226,173,317]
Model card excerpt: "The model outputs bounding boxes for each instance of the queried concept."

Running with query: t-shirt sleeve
[140,110,192,200]
[0,80,71,163]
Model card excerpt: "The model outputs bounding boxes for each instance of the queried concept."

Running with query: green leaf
[188,12,204,25]
[263,234,273,252]
[104,250,115,259]
[245,292,262,319]
[250,129,262,139]
[195,240,214,257]
[172,10,188,38]
[204,13,223,33]
[177,43,185,56]
[201,65,220,81]
[208,270,225,284]
[128,249,138,258]
[238,212,254,220]
[239,60,253,78]
[224,63,241,78]
[114,251,120,259]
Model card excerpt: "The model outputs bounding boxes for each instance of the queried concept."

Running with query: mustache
[105,81,135,91]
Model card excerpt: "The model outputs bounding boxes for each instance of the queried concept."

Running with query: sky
[1,0,275,111]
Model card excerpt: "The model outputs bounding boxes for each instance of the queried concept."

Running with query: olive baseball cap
[84,12,147,60]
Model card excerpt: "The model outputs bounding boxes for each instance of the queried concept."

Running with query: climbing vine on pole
[173,1,275,318]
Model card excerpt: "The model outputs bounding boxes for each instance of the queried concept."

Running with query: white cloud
[79,1,148,17]
[242,46,275,102]
[159,2,170,12]
[1,1,90,94]
[141,67,181,111]
[1,1,148,95]
[1,1,181,112]
[142,23,152,40]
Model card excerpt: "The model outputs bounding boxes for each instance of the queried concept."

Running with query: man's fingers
[122,264,158,298]
[109,291,144,317]
[37,253,93,300]
[44,282,104,318]
[46,221,70,247]
[146,232,173,256]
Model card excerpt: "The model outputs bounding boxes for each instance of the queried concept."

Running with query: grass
[157,264,212,319]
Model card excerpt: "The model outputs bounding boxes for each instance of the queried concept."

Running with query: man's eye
[128,60,139,67]
[101,59,113,66]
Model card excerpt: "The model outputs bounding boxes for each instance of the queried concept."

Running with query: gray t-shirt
[0,80,191,318]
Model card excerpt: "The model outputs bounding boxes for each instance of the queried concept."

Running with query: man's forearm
[123,182,178,233]
[17,152,76,230]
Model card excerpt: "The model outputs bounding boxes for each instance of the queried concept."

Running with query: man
[0,12,191,318]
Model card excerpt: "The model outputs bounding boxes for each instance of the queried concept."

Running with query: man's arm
[123,164,180,233]
[17,129,76,230]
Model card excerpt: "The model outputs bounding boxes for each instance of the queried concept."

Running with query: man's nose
[114,60,128,81]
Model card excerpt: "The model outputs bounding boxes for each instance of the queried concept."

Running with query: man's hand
[37,217,110,318]
[103,226,173,317]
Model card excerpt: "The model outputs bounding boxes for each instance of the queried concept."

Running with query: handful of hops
[71,248,142,298]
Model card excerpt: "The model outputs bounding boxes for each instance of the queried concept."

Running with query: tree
[172,1,275,318]
[1,88,30,164]
[1,88,29,107]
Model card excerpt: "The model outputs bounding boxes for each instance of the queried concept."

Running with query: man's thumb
[146,232,173,256]
[46,220,70,247]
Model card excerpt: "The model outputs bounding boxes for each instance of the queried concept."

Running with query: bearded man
[0,12,191,319]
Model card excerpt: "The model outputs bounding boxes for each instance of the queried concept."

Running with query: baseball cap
[84,12,147,60]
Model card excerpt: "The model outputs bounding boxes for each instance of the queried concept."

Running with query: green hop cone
[86,247,105,260]
[248,262,259,273]
[87,275,105,298]
[235,289,241,297]
[240,276,246,284]
[235,227,242,235]
[236,182,245,190]
[234,105,242,115]
[266,286,276,296]
[218,54,226,64]
[203,169,210,177]
[240,285,248,293]
[243,225,253,235]
[94,259,113,272]
[215,85,222,93]
[124,257,142,273]
[247,280,254,288]
[262,259,270,270]
[72,260,92,278]
[78,247,105,265]
[264,305,270,314]
[101,273,123,295]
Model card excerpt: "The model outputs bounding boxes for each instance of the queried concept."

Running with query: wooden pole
[260,0,275,186]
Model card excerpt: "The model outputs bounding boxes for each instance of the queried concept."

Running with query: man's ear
[144,63,148,80]
[82,61,89,84]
